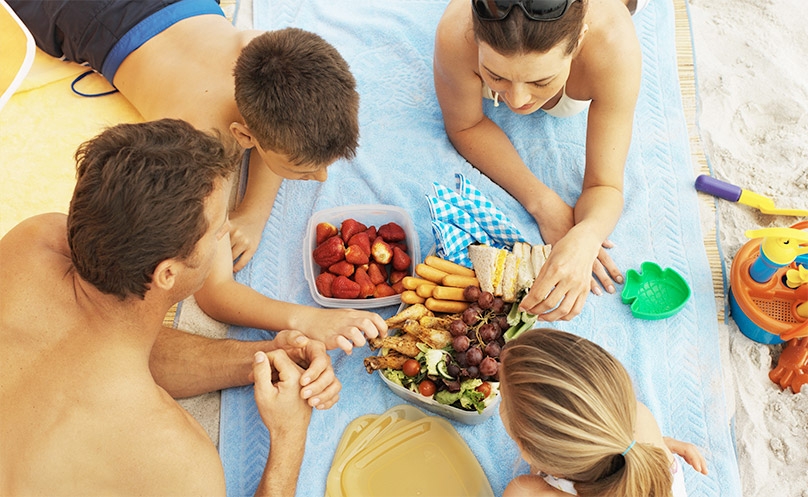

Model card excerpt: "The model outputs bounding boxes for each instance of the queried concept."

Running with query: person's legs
[7,0,173,73]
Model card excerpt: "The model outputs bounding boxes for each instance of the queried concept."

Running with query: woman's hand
[518,226,603,321]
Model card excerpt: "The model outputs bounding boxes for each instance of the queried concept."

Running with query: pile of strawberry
[313,218,412,299]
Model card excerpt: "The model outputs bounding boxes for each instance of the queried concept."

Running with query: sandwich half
[468,243,552,302]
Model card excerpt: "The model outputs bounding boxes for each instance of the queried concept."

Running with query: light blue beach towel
[219,0,742,495]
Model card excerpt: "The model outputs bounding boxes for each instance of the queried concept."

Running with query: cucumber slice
[436,359,455,380]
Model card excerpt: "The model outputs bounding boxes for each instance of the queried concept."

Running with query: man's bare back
[0,214,224,495]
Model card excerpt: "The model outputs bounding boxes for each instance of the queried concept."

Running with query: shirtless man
[9,0,388,354]
[0,120,336,496]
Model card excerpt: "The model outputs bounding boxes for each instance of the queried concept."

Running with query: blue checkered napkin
[426,196,492,245]
[430,220,475,267]
[453,174,523,246]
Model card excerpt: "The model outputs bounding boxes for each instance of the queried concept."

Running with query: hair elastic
[621,440,636,456]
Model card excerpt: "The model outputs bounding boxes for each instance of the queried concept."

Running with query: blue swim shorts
[8,0,225,84]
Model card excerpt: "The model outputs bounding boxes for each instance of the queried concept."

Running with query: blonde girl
[498,328,708,496]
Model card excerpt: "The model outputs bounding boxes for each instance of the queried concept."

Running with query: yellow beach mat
[0,0,35,111]
[0,41,143,238]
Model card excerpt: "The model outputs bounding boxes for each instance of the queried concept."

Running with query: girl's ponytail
[575,441,673,497]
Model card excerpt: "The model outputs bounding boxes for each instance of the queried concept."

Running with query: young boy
[10,0,388,352]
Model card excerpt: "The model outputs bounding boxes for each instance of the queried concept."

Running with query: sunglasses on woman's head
[472,0,578,22]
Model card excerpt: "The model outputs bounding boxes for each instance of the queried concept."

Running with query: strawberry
[377,222,406,242]
[367,263,387,285]
[389,270,408,285]
[315,222,338,245]
[315,272,336,298]
[332,275,361,299]
[328,260,355,277]
[341,218,368,243]
[371,238,393,265]
[364,225,377,242]
[345,244,370,265]
[373,283,397,298]
[347,232,372,256]
[391,246,411,271]
[354,267,376,299]
[313,236,345,268]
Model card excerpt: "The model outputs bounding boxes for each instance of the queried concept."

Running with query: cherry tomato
[476,382,492,398]
[402,359,421,377]
[418,379,436,397]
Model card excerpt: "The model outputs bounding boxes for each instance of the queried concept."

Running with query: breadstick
[402,276,434,290]
[425,297,470,314]
[424,255,476,277]
[415,263,449,283]
[401,290,426,305]
[442,274,480,289]
[431,285,469,302]
[416,283,436,298]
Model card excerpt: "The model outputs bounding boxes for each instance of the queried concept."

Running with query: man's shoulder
[0,213,69,278]
[105,392,226,495]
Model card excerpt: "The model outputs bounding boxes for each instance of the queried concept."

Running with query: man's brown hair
[68,119,239,300]
[233,27,359,167]
[473,0,587,56]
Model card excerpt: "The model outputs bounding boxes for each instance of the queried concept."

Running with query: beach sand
[687,0,808,495]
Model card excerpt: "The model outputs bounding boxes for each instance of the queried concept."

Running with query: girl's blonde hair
[499,328,673,496]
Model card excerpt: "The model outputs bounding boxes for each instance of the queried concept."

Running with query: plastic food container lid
[621,261,691,320]
[331,407,494,497]
[303,204,420,309]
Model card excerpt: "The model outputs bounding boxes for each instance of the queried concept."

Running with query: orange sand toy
[728,221,808,345]
[769,335,808,393]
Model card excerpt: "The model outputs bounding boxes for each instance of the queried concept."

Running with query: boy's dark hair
[473,0,587,56]
[67,119,239,300]
[233,27,359,167]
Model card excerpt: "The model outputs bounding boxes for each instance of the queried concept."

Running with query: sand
[687,0,808,495]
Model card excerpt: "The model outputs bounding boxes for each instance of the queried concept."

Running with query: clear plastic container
[377,370,500,425]
[303,204,420,309]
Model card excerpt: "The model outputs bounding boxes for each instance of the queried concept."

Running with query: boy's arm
[229,150,282,271]
[194,231,387,353]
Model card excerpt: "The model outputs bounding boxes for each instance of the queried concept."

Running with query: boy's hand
[228,210,265,272]
[270,330,341,410]
[296,308,388,355]
[663,437,708,475]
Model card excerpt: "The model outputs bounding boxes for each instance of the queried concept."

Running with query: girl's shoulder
[503,474,570,497]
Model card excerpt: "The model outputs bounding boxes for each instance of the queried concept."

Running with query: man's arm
[150,326,341,408]
[252,351,312,497]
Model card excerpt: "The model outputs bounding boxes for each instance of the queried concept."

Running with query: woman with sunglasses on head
[434,0,646,322]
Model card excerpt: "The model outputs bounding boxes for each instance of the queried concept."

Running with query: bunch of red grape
[444,286,512,384]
